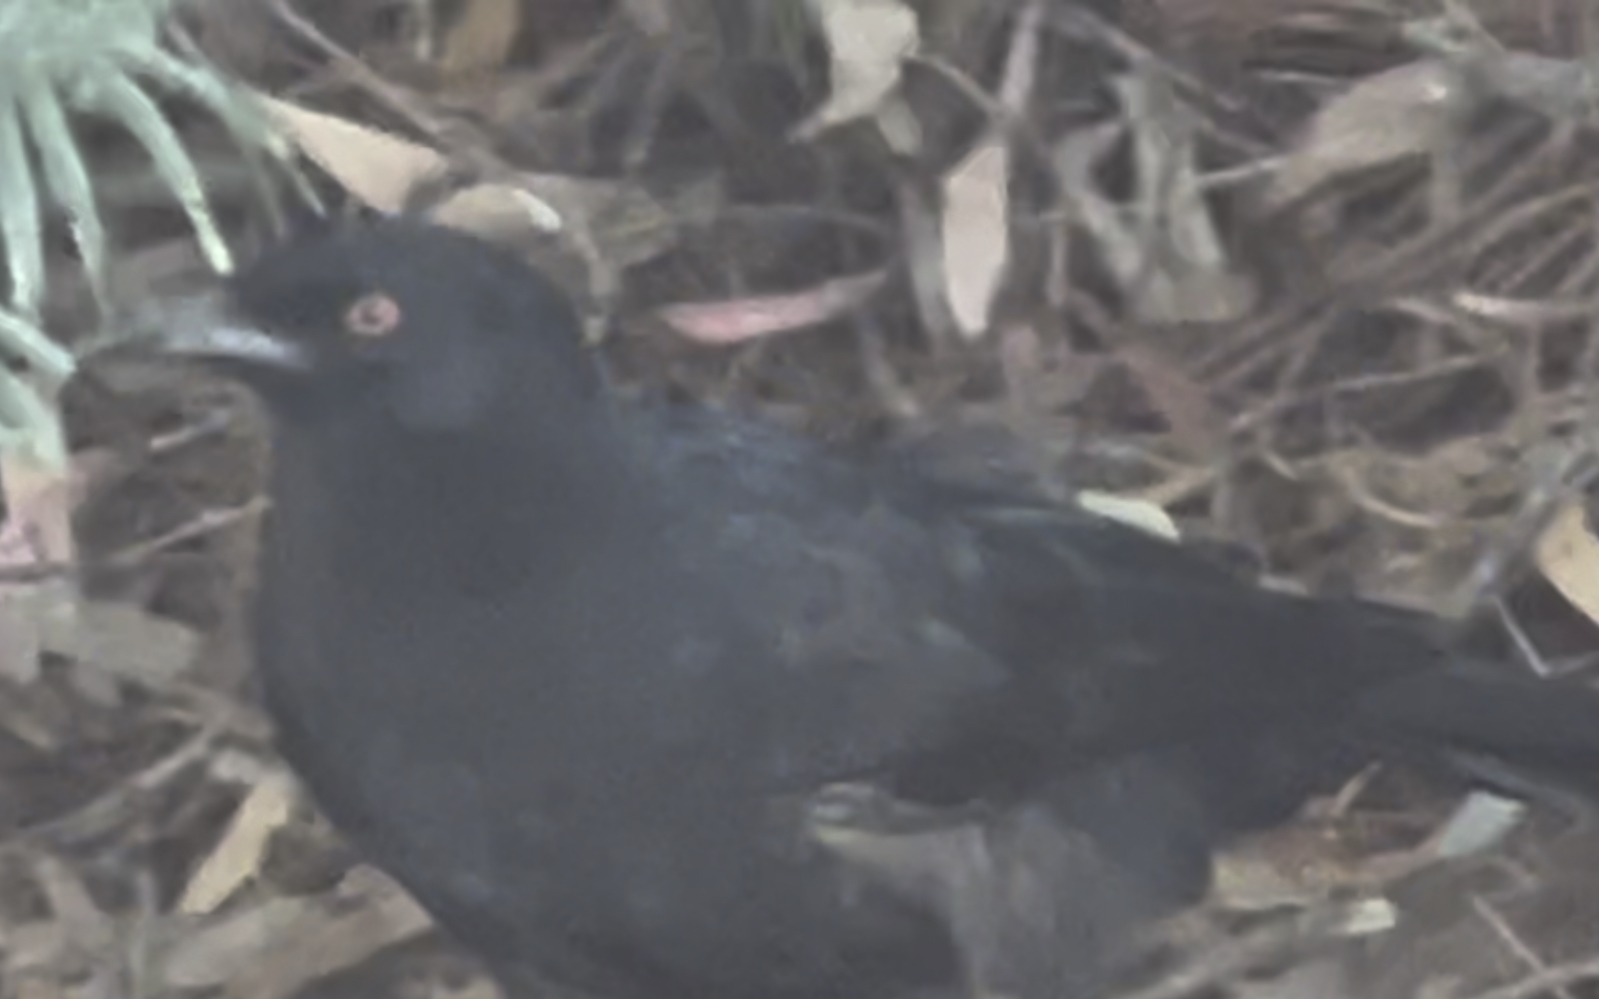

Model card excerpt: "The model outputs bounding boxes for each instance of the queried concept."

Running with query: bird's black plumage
[112,218,1599,999]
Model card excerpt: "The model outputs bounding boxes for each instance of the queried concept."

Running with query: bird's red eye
[345,292,402,338]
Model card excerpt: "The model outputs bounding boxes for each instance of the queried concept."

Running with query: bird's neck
[271,402,641,598]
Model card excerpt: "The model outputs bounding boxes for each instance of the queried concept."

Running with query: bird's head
[103,217,599,434]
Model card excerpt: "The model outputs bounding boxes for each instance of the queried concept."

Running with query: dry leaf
[159,898,315,990]
[940,138,1010,339]
[658,271,886,344]
[0,450,76,567]
[260,98,445,213]
[437,0,522,77]
[873,98,924,155]
[1268,60,1460,206]
[180,771,299,915]
[1535,500,1599,625]
[1075,492,1180,540]
[53,600,200,686]
[259,99,562,234]
[934,0,1035,328]
[1431,792,1524,860]
[218,874,433,999]
[0,447,81,684]
[431,183,565,239]
[794,0,919,140]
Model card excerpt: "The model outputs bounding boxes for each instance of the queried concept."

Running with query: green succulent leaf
[0,0,309,512]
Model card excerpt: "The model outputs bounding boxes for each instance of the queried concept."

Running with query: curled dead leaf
[259,98,443,214]
[1268,60,1461,207]
[55,600,201,686]
[180,771,299,915]
[940,139,1011,339]
[431,183,565,239]
[1075,491,1180,541]
[794,0,919,140]
[159,897,315,990]
[658,272,886,344]
[437,0,522,77]
[1535,500,1599,626]
[258,98,561,234]
[0,446,82,684]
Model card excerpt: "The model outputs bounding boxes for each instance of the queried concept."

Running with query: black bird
[103,217,1599,999]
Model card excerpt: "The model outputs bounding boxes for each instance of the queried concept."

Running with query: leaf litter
[8,0,1599,998]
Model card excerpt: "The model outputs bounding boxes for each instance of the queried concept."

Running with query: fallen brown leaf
[56,600,201,687]
[437,0,522,77]
[180,771,299,915]
[159,897,317,990]
[221,873,433,999]
[260,97,445,214]
[259,98,561,236]
[793,0,919,140]
[1076,491,1180,540]
[1268,60,1460,207]
[940,138,1011,339]
[658,271,887,344]
[1534,500,1599,626]
[0,444,82,684]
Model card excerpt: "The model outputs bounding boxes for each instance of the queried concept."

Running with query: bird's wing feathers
[934,499,1453,751]
[634,405,1393,796]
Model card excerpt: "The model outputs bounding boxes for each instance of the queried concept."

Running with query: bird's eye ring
[344,293,402,338]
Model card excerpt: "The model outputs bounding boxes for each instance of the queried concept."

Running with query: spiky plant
[0,0,299,475]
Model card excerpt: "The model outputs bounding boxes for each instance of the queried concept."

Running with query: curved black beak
[81,288,309,373]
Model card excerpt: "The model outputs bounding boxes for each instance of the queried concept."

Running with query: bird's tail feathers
[1354,666,1599,787]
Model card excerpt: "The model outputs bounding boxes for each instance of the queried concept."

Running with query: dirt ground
[7,1,1599,998]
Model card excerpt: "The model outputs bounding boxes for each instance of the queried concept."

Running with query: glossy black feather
[155,218,1599,999]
